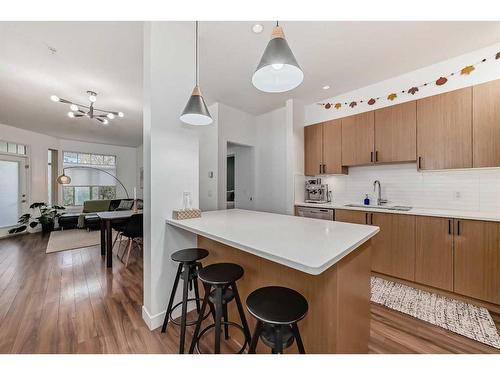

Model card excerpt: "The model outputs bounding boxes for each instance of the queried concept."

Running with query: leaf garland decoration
[387,93,397,101]
[334,103,341,109]
[324,103,331,109]
[496,52,500,60]
[408,87,419,95]
[436,77,447,86]
[349,101,357,108]
[460,65,475,75]
[368,98,376,105]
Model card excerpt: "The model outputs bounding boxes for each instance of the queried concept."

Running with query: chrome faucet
[373,180,388,206]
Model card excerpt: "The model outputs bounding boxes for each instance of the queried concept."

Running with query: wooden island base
[197,236,372,353]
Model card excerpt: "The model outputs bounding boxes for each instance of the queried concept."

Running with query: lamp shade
[57,173,71,184]
[252,25,304,93]
[180,86,213,126]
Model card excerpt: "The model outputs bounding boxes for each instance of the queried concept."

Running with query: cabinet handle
[370,151,374,163]
[323,164,326,174]
[365,213,368,224]
[448,219,452,235]
[418,156,422,169]
[319,164,322,174]
[375,151,379,162]
[457,220,461,236]
[370,213,374,225]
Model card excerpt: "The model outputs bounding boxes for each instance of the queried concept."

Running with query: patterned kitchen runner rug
[371,276,500,349]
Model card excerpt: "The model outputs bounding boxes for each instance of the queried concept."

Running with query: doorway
[226,142,254,210]
[0,154,28,232]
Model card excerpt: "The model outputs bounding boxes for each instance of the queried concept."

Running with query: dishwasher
[296,206,334,221]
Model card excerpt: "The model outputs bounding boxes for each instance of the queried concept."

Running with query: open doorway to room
[226,141,255,210]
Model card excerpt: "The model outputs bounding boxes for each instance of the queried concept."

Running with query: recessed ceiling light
[252,24,264,34]
[323,85,330,90]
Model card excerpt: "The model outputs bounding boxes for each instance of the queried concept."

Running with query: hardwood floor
[0,233,499,354]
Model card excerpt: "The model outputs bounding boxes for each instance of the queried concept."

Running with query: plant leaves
[460,65,475,75]
[29,221,39,228]
[8,225,27,234]
[387,93,397,101]
[334,103,342,109]
[496,52,500,60]
[349,101,357,108]
[324,103,331,109]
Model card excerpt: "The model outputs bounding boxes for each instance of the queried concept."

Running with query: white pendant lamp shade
[180,21,213,126]
[180,85,213,126]
[252,25,304,93]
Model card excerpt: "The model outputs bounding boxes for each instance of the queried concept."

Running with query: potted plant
[9,202,66,234]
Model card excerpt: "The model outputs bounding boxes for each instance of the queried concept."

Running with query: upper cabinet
[341,111,374,166]
[416,87,472,170]
[473,80,500,168]
[374,101,416,163]
[304,120,347,176]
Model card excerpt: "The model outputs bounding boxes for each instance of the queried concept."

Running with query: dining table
[97,210,142,268]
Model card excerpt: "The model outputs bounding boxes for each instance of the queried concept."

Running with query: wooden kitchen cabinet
[304,120,347,176]
[370,212,415,281]
[415,216,454,291]
[334,209,368,225]
[416,87,472,170]
[374,101,416,163]
[473,79,500,168]
[454,219,500,305]
[304,123,323,176]
[341,111,375,166]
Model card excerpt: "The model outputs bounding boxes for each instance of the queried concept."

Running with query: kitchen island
[166,209,379,353]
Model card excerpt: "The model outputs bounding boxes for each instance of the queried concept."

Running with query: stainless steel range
[305,178,330,204]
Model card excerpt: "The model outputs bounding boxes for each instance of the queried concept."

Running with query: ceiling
[1,21,499,147]
[0,22,143,147]
[199,21,500,114]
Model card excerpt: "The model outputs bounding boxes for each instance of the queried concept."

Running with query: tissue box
[172,209,202,220]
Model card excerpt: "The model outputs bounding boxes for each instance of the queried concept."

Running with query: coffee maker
[305,178,330,203]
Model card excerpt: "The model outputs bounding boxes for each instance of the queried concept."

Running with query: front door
[0,154,28,231]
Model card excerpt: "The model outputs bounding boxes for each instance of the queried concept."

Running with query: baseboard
[142,301,198,331]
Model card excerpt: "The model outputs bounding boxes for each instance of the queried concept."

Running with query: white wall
[136,143,144,199]
[142,21,200,329]
[295,42,500,213]
[199,103,219,211]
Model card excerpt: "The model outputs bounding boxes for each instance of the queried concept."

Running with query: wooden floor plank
[0,232,499,354]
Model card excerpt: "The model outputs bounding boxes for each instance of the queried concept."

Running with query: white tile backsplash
[305,163,500,213]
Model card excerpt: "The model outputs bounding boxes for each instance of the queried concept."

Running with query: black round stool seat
[198,263,244,285]
[247,286,308,325]
[171,248,209,263]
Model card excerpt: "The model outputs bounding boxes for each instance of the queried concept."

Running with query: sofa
[58,198,143,231]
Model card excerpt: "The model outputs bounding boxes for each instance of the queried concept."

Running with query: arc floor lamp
[56,166,130,198]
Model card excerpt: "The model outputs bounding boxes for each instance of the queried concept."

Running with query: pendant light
[180,21,213,126]
[252,21,304,93]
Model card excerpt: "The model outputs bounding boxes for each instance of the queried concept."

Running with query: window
[62,151,117,206]
[0,140,27,155]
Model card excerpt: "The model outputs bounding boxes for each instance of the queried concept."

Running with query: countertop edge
[295,202,500,222]
[166,217,379,276]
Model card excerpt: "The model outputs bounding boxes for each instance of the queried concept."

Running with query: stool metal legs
[161,263,182,333]
[248,322,306,354]
[189,282,251,354]
[248,320,263,353]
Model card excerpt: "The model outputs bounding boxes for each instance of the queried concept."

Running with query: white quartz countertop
[166,209,379,275]
[295,202,500,222]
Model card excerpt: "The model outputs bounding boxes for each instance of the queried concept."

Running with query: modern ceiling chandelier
[252,21,304,93]
[180,21,213,126]
[50,90,124,126]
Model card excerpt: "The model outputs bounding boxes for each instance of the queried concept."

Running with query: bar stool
[246,286,308,354]
[161,248,211,354]
[189,263,252,354]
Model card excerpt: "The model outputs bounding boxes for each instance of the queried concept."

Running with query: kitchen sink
[344,203,412,211]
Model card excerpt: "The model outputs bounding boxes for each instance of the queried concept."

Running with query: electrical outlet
[453,191,461,200]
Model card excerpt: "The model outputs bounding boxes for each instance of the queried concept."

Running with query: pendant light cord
[195,21,199,87]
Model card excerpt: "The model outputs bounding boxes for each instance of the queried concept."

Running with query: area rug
[371,276,500,349]
[46,229,118,254]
